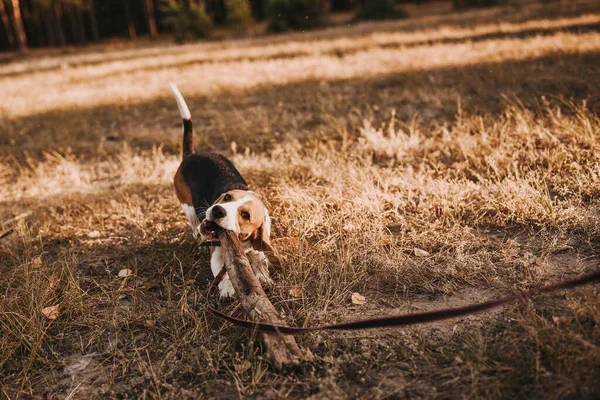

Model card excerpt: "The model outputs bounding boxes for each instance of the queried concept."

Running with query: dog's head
[201,190,279,266]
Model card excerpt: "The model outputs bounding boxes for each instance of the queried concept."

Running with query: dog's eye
[240,211,250,220]
[223,194,232,201]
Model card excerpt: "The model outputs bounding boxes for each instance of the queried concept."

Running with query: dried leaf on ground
[32,256,42,268]
[42,305,59,320]
[343,223,356,232]
[118,269,133,278]
[351,292,366,305]
[414,248,430,257]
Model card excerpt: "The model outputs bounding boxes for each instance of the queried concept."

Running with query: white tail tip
[170,82,192,120]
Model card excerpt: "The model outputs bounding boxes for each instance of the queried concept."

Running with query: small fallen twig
[217,229,306,369]
[1,211,32,228]
[0,229,14,240]
[1,211,32,241]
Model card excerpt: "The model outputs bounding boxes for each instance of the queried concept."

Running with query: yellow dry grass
[1,1,600,398]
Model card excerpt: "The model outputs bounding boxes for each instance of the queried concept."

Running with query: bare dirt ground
[1,1,600,398]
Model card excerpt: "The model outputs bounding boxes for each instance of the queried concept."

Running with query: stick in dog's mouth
[200,220,222,242]
[198,222,229,247]
[201,220,220,233]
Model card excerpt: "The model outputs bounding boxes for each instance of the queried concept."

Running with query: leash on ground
[205,265,600,335]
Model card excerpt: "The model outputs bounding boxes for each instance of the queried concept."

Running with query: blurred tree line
[0,0,434,51]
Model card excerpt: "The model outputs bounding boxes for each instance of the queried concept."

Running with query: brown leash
[205,267,600,335]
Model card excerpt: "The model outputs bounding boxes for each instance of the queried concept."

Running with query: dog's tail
[170,83,193,158]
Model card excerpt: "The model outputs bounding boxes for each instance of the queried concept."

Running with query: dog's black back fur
[180,153,249,218]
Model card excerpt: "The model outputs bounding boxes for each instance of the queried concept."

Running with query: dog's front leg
[211,247,235,298]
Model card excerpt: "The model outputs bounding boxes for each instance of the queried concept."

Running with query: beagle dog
[170,84,279,298]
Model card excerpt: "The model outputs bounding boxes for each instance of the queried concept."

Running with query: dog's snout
[211,205,226,219]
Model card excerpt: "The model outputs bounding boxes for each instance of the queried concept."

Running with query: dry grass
[2,1,600,398]
[2,27,600,118]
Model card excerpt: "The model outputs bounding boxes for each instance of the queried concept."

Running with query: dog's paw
[218,278,236,299]
[246,249,272,284]
[256,271,273,285]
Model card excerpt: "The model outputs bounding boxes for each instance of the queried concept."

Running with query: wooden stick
[218,230,304,369]
[1,211,32,228]
[0,229,14,240]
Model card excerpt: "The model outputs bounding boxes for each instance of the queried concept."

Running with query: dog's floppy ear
[251,210,281,270]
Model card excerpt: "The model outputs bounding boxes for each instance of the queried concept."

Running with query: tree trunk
[87,0,99,41]
[52,1,66,46]
[42,11,56,46]
[32,7,45,47]
[9,0,27,50]
[218,230,305,370]
[124,0,136,39]
[76,5,86,44]
[67,4,85,44]
[0,0,16,48]
[142,0,157,38]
